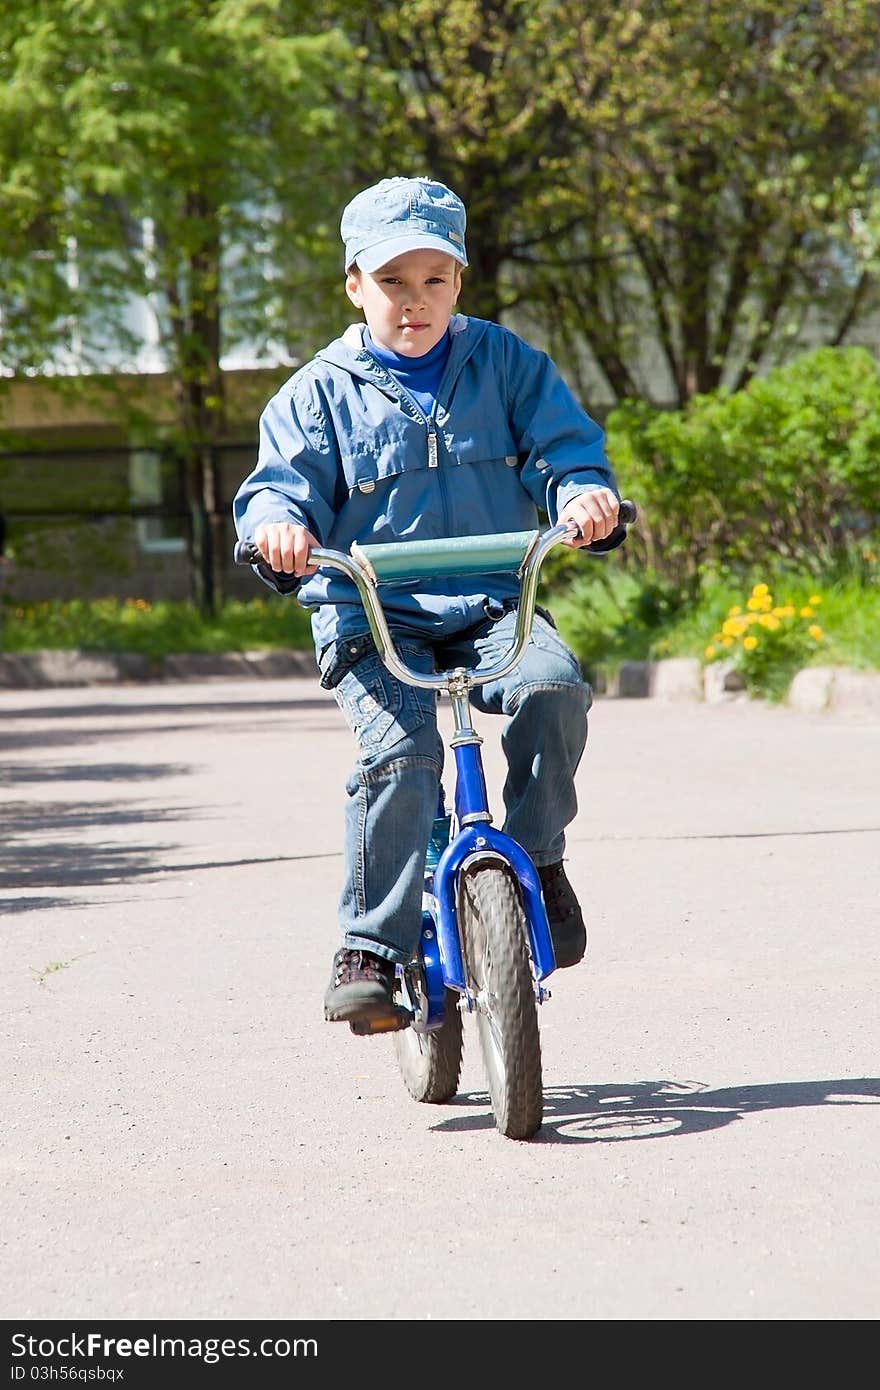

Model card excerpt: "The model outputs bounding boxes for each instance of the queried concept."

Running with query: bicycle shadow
[430,1076,880,1142]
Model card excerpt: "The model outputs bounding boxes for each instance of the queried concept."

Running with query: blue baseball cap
[341,176,468,273]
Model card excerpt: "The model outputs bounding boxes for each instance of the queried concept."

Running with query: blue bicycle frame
[420,721,555,1028]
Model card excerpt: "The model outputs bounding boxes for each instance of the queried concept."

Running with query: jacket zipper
[365,358,440,470]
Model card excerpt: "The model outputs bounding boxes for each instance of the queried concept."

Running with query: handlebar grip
[618,498,638,525]
[234,540,263,566]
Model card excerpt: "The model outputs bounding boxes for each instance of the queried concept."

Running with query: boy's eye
[378,275,447,286]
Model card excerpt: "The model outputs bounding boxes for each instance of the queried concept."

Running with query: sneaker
[324,947,405,1029]
[537,861,587,969]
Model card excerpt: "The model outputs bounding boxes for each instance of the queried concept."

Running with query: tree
[330,0,880,405]
[0,0,355,611]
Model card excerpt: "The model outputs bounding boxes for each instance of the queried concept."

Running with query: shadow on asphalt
[2,761,192,785]
[0,895,99,914]
[427,1076,880,1143]
[0,712,338,754]
[0,696,331,722]
[0,784,339,894]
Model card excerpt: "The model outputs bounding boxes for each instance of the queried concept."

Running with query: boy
[233,175,624,1032]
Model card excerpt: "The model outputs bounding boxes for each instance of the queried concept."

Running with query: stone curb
[0,648,316,689]
[599,657,879,718]
[0,649,877,717]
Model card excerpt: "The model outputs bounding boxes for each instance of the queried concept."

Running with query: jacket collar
[317,314,486,388]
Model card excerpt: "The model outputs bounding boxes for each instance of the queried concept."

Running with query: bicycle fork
[423,675,556,1008]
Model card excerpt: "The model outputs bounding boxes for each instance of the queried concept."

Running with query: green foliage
[0,1,363,610]
[606,345,880,589]
[0,0,355,376]
[335,0,880,403]
[549,564,681,684]
[0,595,313,660]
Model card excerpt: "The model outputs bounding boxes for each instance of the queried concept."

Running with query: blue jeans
[320,609,592,965]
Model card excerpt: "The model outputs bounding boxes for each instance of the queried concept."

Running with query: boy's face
[345,248,462,357]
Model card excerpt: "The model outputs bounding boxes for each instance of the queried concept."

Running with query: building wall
[0,368,294,604]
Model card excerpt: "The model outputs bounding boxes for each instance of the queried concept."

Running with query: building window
[129,448,186,553]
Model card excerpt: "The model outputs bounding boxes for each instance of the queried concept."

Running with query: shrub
[606,345,880,592]
[550,564,680,682]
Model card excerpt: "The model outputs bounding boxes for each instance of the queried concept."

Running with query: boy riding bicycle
[233,176,625,1032]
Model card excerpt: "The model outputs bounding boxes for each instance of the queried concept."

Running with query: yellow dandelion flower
[752,583,769,597]
[742,635,759,651]
[721,637,734,648]
[779,605,795,618]
[800,605,814,618]
[722,617,745,637]
[746,596,763,612]
[808,594,821,606]
[727,605,742,617]
[807,624,823,640]
[759,614,780,630]
[705,645,717,660]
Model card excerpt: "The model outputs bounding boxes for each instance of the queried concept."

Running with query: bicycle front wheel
[459,862,543,1141]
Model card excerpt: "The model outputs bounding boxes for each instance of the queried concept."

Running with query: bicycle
[235,499,637,1140]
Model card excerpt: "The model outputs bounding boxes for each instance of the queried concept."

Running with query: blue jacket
[233,314,620,654]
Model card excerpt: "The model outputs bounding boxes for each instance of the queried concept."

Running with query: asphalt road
[2,678,878,1322]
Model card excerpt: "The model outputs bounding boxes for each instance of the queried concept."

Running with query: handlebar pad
[355,529,540,581]
[355,503,638,582]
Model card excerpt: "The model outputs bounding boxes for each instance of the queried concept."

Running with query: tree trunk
[171,190,226,616]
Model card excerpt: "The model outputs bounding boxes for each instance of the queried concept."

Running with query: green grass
[0,595,313,660]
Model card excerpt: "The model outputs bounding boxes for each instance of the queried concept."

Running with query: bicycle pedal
[349,1008,412,1037]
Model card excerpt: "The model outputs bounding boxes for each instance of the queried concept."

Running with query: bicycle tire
[459,862,543,1140]
[393,989,464,1104]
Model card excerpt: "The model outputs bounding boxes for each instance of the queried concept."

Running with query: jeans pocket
[318,632,375,690]
[335,654,429,762]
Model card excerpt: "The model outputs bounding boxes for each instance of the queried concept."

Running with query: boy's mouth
[400,322,428,332]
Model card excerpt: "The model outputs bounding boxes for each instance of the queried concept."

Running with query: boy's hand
[558,489,620,546]
[254,522,320,576]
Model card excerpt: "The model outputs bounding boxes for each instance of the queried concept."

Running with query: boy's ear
[452,266,463,306]
[345,271,363,309]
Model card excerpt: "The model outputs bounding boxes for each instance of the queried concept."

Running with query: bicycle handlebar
[234,499,637,693]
